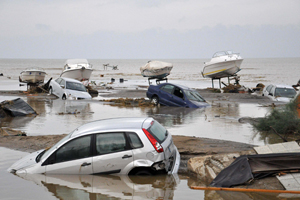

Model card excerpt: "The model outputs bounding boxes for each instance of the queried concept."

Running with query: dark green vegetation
[254,95,300,141]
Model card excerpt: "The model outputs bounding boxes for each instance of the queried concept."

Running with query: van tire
[62,94,66,100]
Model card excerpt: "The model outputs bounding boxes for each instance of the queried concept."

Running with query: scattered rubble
[100,98,154,107]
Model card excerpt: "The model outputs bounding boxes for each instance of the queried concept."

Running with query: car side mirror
[61,85,65,89]
[269,92,273,96]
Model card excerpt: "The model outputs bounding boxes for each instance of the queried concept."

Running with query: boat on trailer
[19,68,47,84]
[140,60,173,84]
[202,51,243,88]
[60,59,93,81]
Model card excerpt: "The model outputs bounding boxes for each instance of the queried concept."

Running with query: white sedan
[262,84,297,102]
[49,77,92,100]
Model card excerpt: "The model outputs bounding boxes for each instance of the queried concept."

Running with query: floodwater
[0,96,274,145]
[1,147,297,200]
[1,97,293,200]
[1,58,300,199]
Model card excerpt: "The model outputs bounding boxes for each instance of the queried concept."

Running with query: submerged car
[8,117,180,175]
[146,83,209,108]
[262,84,297,102]
[49,77,92,100]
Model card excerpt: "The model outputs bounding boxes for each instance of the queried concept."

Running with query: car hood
[189,100,210,108]
[66,89,92,99]
[7,149,44,173]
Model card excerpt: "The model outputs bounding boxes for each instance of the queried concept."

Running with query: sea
[0,58,299,90]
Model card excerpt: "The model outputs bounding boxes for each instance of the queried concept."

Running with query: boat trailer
[211,75,240,88]
[148,77,168,85]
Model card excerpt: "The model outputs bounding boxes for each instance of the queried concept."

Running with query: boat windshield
[184,90,206,102]
[66,82,87,92]
[212,51,236,58]
[274,88,296,98]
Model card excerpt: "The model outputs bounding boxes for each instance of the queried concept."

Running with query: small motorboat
[19,68,47,84]
[60,59,93,81]
[202,51,243,79]
[140,60,173,79]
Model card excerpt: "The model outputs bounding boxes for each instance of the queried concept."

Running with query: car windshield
[275,88,296,98]
[148,121,168,143]
[184,90,205,102]
[66,81,87,92]
[39,134,71,162]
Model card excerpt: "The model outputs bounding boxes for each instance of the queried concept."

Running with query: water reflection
[146,106,206,127]
[0,115,36,130]
[16,173,180,200]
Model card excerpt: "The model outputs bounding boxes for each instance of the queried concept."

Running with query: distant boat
[19,68,47,84]
[60,59,93,81]
[140,60,173,79]
[202,51,243,79]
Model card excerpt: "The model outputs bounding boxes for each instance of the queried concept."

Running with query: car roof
[70,117,153,138]
[58,77,82,83]
[156,83,192,90]
[269,84,295,89]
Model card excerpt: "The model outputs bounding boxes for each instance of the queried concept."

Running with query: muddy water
[0,96,291,200]
[0,97,274,145]
[2,147,296,200]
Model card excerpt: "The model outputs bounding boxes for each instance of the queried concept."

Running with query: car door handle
[81,162,91,167]
[122,155,132,159]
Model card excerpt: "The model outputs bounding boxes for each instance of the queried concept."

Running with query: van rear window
[148,121,167,143]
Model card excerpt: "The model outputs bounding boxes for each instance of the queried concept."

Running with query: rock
[188,152,253,184]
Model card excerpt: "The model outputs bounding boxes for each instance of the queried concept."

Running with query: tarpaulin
[210,152,300,187]
[0,98,37,118]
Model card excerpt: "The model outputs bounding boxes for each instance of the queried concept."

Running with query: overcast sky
[1,0,299,59]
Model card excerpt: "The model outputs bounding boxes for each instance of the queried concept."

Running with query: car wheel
[135,170,152,176]
[151,96,159,106]
[62,94,66,100]
[48,87,53,95]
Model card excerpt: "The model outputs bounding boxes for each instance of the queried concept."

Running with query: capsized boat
[140,60,173,79]
[19,67,47,84]
[202,51,243,79]
[60,59,93,81]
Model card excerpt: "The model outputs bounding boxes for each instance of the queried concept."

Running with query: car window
[184,90,205,102]
[96,133,127,155]
[161,84,174,94]
[127,132,143,149]
[59,79,66,86]
[66,81,87,92]
[173,87,184,99]
[270,86,276,95]
[55,135,91,163]
[275,88,296,98]
[55,78,63,85]
[147,120,167,143]
[266,85,272,93]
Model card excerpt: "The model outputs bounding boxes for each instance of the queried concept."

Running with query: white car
[8,117,180,175]
[262,84,297,102]
[49,77,92,100]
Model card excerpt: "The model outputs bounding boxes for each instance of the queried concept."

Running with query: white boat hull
[19,71,46,84]
[202,59,243,79]
[60,68,93,81]
[140,61,173,79]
